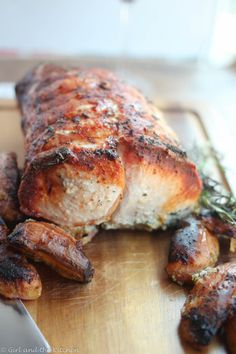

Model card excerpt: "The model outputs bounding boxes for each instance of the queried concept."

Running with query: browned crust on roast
[0,152,22,223]
[16,64,186,165]
[179,263,236,349]
[166,216,219,284]
[16,64,202,226]
[8,220,94,282]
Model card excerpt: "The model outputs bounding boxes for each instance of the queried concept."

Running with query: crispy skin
[225,313,236,354]
[179,263,236,349]
[0,217,41,300]
[8,220,94,282]
[166,217,219,284]
[16,64,202,230]
[0,153,22,223]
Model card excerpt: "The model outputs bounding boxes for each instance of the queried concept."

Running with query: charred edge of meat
[24,145,120,175]
[137,134,187,159]
[19,148,73,204]
[93,148,118,161]
[15,77,32,105]
[168,217,200,264]
[29,147,72,172]
[15,64,67,102]
[27,120,119,163]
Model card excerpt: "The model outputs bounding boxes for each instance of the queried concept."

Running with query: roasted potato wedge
[225,313,236,354]
[0,243,42,300]
[179,263,236,349]
[0,217,41,299]
[8,220,94,282]
[166,216,219,285]
[0,152,22,223]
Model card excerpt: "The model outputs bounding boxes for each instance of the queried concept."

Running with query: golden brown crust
[16,65,194,166]
[8,220,94,282]
[179,263,236,349]
[166,216,219,284]
[16,64,202,228]
[0,152,22,224]
[225,313,236,354]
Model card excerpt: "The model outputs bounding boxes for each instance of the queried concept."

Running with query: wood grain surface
[0,103,226,354]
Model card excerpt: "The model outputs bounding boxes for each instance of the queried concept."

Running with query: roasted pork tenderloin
[16,64,202,232]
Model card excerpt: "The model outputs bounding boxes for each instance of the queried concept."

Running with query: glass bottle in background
[118,0,153,97]
[117,0,135,77]
[120,0,135,57]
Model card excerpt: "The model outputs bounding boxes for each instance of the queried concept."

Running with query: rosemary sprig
[190,145,236,226]
[200,174,236,226]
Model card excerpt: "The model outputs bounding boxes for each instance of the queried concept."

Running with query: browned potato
[179,263,236,349]
[0,152,22,223]
[8,220,94,282]
[166,216,219,285]
[225,314,236,354]
[0,217,41,299]
[202,214,236,238]
[0,216,8,242]
[0,243,42,300]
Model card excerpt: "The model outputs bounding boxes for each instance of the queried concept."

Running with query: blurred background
[1,0,236,65]
[0,0,235,167]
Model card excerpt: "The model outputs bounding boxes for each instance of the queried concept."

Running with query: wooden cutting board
[0,101,229,354]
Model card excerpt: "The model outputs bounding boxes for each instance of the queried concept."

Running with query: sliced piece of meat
[0,152,22,224]
[224,313,236,354]
[8,220,94,282]
[16,64,202,230]
[179,263,236,349]
[166,216,219,285]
